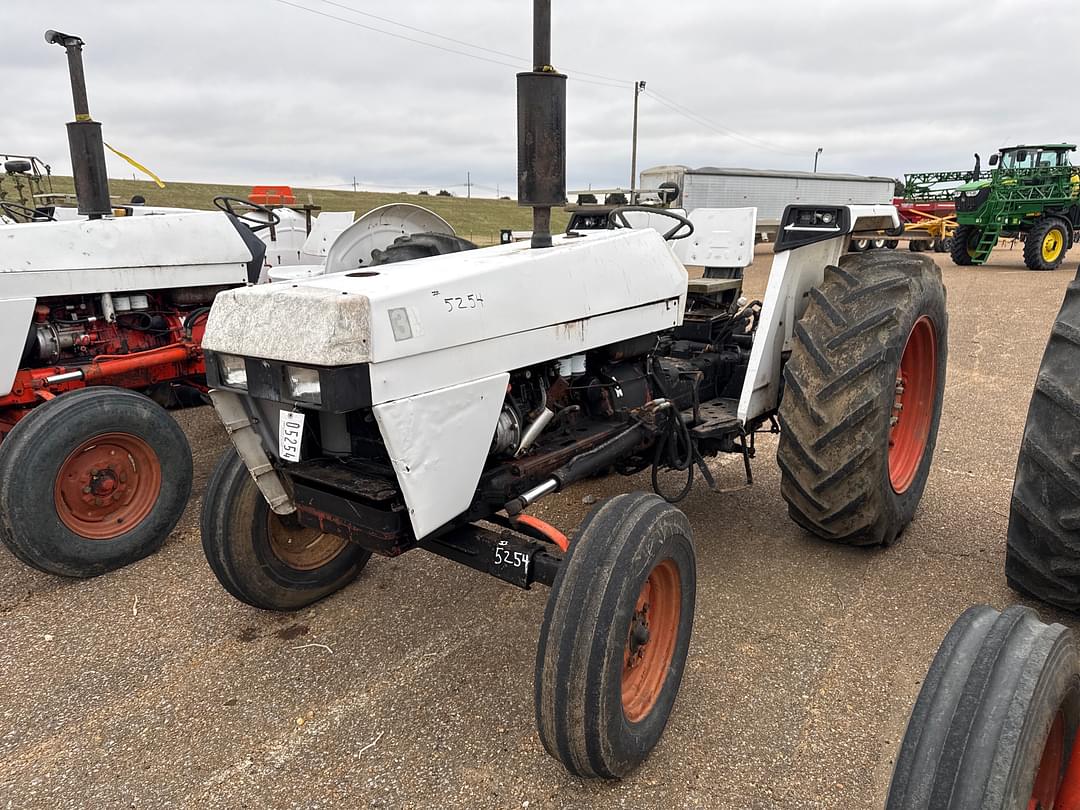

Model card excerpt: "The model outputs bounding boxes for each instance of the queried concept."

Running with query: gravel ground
[2,242,1079,809]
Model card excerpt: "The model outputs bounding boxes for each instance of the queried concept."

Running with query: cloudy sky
[2,1,1076,197]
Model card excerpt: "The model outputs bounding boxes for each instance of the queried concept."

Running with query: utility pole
[352,176,357,193]
[630,80,646,201]
[467,171,472,200]
[813,147,823,173]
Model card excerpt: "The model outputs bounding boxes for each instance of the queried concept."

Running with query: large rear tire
[886,605,1080,810]
[1006,273,1080,610]
[950,224,981,266]
[200,448,370,611]
[534,492,695,778]
[777,251,948,546]
[1024,217,1070,272]
[0,387,191,577]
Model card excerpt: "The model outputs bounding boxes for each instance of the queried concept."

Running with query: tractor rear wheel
[1024,217,1070,272]
[950,224,981,266]
[886,605,1080,810]
[777,251,948,546]
[534,492,695,778]
[0,387,192,577]
[1006,273,1080,610]
[201,448,370,611]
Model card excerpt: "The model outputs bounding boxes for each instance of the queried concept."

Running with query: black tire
[535,492,696,778]
[777,251,948,546]
[369,232,477,265]
[850,238,869,253]
[1024,217,1070,272]
[1006,272,1080,610]
[933,237,950,254]
[885,239,900,250]
[200,448,370,611]
[886,605,1080,810]
[950,224,980,266]
[909,240,926,252]
[0,387,191,577]
[872,238,888,250]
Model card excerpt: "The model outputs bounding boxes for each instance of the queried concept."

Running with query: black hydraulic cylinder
[45,29,111,218]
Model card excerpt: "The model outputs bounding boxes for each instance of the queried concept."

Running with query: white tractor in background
[198,0,949,779]
[0,31,462,579]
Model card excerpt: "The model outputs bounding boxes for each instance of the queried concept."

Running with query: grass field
[39,176,569,246]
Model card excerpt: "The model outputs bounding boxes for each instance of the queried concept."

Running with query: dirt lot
[2,243,1079,809]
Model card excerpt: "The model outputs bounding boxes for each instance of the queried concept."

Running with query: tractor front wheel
[200,448,370,611]
[1024,218,1070,271]
[0,387,192,577]
[950,224,981,266]
[777,251,948,546]
[886,605,1080,810]
[534,492,695,778]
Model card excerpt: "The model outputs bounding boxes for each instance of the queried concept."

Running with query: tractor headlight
[219,354,248,389]
[284,366,322,405]
[964,190,982,198]
[819,211,835,225]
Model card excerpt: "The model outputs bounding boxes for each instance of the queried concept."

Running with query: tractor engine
[20,290,214,369]
[21,291,212,368]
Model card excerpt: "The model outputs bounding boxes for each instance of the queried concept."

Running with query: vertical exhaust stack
[45,30,111,219]
[517,0,566,249]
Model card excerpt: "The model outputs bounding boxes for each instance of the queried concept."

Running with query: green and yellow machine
[904,144,1080,271]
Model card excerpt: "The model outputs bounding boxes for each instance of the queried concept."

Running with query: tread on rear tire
[1006,272,1080,610]
[777,251,948,546]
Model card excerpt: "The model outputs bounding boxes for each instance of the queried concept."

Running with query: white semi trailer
[640,165,897,241]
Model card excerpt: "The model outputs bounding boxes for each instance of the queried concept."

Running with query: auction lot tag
[278,410,305,462]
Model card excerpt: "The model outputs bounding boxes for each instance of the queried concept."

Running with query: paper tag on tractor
[278,410,305,462]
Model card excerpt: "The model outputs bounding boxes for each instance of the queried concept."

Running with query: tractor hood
[201,228,688,369]
[956,178,991,193]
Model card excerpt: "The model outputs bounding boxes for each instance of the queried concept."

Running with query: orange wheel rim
[266,513,349,571]
[1030,712,1065,810]
[622,558,681,723]
[888,316,937,494]
[53,432,161,540]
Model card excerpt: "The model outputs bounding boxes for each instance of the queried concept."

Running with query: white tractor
[198,1,949,778]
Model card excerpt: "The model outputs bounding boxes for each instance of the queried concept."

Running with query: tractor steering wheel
[608,205,694,241]
[213,196,281,233]
[0,201,56,223]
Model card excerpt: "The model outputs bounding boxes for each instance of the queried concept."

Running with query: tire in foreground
[1006,272,1080,610]
[887,605,1080,810]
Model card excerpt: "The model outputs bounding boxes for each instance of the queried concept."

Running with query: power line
[310,0,631,85]
[272,0,809,155]
[645,89,808,157]
[272,0,629,89]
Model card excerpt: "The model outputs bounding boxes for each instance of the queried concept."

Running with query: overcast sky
[2,1,1077,197]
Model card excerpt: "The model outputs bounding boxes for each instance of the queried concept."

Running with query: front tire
[1024,217,1070,272]
[534,492,696,778]
[1006,272,1080,610]
[950,224,980,266]
[886,605,1080,810]
[777,251,948,546]
[200,448,370,611]
[0,387,192,577]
